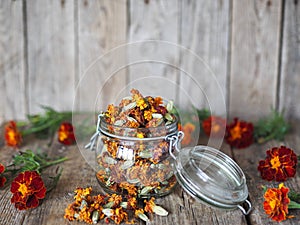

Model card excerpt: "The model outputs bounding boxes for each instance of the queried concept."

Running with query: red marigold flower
[225,118,254,148]
[202,116,226,138]
[0,163,7,188]
[0,176,6,188]
[0,163,5,174]
[58,122,75,145]
[263,183,293,222]
[10,171,46,210]
[258,146,297,182]
[4,121,22,148]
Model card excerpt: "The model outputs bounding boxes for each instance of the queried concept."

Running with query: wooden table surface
[1,123,300,225]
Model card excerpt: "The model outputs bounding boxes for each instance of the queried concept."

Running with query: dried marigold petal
[258,146,297,182]
[4,120,22,148]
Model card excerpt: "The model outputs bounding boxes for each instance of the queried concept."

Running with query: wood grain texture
[179,0,230,116]
[26,0,75,114]
[279,1,300,119]
[230,0,282,120]
[76,0,127,113]
[0,0,27,123]
[127,0,180,102]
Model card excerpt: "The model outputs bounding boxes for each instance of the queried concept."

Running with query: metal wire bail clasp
[237,199,252,215]
[84,114,101,151]
[165,131,184,160]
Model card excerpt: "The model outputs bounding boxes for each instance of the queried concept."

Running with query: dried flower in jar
[96,89,178,197]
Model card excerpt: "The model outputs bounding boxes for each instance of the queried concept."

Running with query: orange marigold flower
[4,120,22,147]
[258,146,297,182]
[10,171,46,210]
[202,116,226,138]
[0,163,7,188]
[181,122,196,146]
[58,122,75,145]
[263,183,293,222]
[225,118,254,148]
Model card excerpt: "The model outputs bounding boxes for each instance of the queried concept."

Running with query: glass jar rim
[99,115,178,140]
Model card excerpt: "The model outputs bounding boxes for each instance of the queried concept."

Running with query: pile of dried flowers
[64,187,168,224]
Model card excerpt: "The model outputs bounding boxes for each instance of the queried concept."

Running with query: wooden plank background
[0,0,299,123]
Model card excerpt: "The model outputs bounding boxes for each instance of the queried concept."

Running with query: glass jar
[86,116,252,215]
[94,115,180,198]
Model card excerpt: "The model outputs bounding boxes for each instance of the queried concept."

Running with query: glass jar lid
[169,140,251,215]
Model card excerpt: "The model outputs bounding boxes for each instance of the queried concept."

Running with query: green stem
[288,200,300,209]
[21,116,64,136]
[41,157,68,170]
[46,168,63,193]
[257,133,275,144]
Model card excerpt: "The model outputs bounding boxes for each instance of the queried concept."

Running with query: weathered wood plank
[279,1,300,120]
[0,1,27,123]
[76,0,127,113]
[26,0,75,114]
[232,124,300,224]
[179,0,230,117]
[127,0,180,102]
[230,0,282,120]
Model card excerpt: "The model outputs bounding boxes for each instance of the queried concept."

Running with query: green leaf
[288,191,300,203]
[288,200,300,209]
[22,105,72,137]
[12,149,67,173]
[254,109,290,144]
